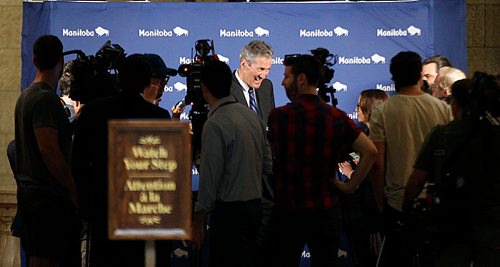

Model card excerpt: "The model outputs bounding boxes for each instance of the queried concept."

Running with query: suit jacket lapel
[231,73,247,106]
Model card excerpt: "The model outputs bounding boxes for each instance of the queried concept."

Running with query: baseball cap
[144,53,177,78]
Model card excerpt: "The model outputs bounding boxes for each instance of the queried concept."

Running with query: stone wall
[0,0,21,263]
[467,0,500,74]
[0,0,21,189]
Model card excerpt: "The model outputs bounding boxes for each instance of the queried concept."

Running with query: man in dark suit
[72,54,172,267]
[230,40,275,266]
[231,40,275,126]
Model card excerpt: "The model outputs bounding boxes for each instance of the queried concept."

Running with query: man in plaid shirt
[267,54,377,266]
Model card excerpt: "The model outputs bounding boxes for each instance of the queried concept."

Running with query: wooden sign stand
[108,119,192,265]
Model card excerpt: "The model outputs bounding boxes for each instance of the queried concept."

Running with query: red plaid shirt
[268,94,361,210]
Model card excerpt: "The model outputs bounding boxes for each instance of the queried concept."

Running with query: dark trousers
[209,199,262,267]
[378,204,419,267]
[271,205,342,267]
[254,197,275,267]
[17,183,81,266]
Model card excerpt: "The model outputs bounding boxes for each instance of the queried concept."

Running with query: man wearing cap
[143,53,178,106]
[72,54,173,266]
[15,35,81,267]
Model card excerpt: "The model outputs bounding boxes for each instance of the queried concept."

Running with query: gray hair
[438,66,466,95]
[240,40,274,62]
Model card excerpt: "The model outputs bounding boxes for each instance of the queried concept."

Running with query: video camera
[310,48,338,107]
[177,39,220,163]
[62,40,126,104]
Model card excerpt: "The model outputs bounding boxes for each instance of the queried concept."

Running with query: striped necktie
[248,87,259,114]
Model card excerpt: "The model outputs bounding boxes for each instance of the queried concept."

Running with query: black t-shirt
[14,82,73,198]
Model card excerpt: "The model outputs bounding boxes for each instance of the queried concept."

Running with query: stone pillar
[467,0,500,74]
[0,189,21,266]
[0,0,22,266]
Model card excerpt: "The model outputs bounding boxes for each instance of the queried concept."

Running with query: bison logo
[371,54,386,64]
[332,81,348,92]
[172,248,188,258]
[216,54,230,63]
[254,27,270,37]
[407,25,421,36]
[338,249,348,258]
[174,82,187,92]
[173,26,189,36]
[333,26,349,37]
[95,26,109,37]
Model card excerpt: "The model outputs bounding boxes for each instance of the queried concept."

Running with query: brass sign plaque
[108,120,191,240]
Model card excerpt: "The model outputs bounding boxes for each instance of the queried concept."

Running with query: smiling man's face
[238,56,272,89]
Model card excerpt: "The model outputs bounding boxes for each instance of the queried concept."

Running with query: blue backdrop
[21,1,466,266]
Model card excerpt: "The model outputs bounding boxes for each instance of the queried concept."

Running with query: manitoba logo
[272,56,284,65]
[299,29,333,37]
[180,112,190,121]
[407,25,421,36]
[377,25,421,37]
[254,27,270,37]
[333,26,349,37]
[338,53,386,65]
[139,29,172,37]
[62,26,110,37]
[95,27,109,37]
[172,248,188,258]
[332,81,348,92]
[376,83,396,92]
[163,85,173,92]
[220,28,254,37]
[348,111,358,120]
[138,26,188,37]
[173,82,187,92]
[371,54,385,64]
[179,57,193,64]
[217,54,230,63]
[173,26,188,36]
[219,27,269,38]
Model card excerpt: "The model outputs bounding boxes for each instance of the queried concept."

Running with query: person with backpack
[403,72,500,266]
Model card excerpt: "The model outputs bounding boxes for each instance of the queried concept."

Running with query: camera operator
[72,54,173,267]
[143,53,177,107]
[403,73,500,266]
